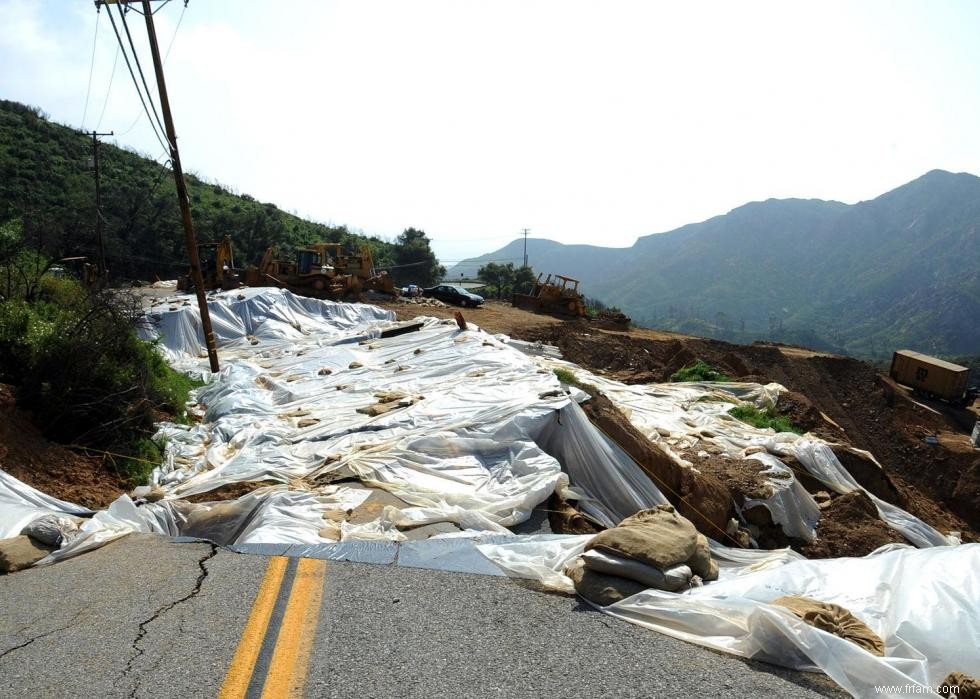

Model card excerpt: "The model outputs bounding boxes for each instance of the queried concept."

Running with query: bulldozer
[177,235,241,292]
[512,273,587,318]
[245,242,397,300]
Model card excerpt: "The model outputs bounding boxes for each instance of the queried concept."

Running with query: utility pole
[521,228,530,268]
[97,0,218,371]
[88,129,113,283]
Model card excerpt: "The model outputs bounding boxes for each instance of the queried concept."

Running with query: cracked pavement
[0,534,845,698]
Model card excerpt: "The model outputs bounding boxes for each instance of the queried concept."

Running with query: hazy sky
[2,1,980,264]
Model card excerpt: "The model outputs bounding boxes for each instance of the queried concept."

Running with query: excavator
[245,242,397,300]
[176,235,241,292]
[512,273,587,318]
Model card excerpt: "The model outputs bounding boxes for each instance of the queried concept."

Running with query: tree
[391,228,444,287]
[477,262,510,299]
[513,265,536,295]
[476,263,537,299]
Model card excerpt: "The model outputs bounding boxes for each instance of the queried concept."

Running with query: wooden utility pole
[97,0,219,370]
[89,129,113,282]
[139,0,218,371]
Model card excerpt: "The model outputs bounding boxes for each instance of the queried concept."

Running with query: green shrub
[116,437,165,483]
[0,274,201,484]
[671,360,731,382]
[728,404,801,434]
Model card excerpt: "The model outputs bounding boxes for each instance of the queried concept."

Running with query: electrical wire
[80,9,101,129]
[95,44,120,131]
[103,2,170,153]
[116,4,169,143]
[115,1,187,138]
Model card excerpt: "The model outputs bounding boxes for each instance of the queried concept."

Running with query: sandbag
[687,533,719,581]
[586,505,698,570]
[581,549,692,592]
[565,557,647,607]
[941,673,979,699]
[771,595,885,657]
[0,535,56,573]
[21,514,79,547]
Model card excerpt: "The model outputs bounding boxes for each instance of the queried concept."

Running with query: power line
[95,45,121,131]
[115,1,187,138]
[117,4,169,143]
[103,2,169,152]
[80,9,101,129]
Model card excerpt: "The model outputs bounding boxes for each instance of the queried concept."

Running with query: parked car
[422,284,485,307]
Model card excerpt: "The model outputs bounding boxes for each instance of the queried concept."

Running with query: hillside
[0,100,401,280]
[449,171,980,359]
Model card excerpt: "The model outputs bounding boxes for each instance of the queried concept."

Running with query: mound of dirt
[181,480,280,503]
[0,384,128,509]
[578,391,737,544]
[517,322,979,542]
[801,491,907,558]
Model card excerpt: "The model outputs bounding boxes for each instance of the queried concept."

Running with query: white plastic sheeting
[477,536,980,697]
[38,484,373,565]
[139,287,396,372]
[782,439,954,547]
[0,469,92,539]
[536,358,952,547]
[534,401,669,528]
[140,289,572,537]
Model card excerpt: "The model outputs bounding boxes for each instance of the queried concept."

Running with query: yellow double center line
[219,556,327,699]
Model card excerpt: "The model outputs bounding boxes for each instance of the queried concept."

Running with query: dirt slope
[0,385,128,508]
[518,321,979,545]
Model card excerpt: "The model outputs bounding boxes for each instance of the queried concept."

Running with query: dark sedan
[422,284,485,307]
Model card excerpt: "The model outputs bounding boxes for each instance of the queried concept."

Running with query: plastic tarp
[139,287,397,373]
[0,468,92,539]
[69,289,569,549]
[38,484,373,565]
[534,358,952,547]
[533,401,669,528]
[477,536,980,697]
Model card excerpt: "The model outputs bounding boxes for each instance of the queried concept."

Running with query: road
[0,534,844,699]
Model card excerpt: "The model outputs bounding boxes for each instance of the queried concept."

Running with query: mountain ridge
[448,170,980,358]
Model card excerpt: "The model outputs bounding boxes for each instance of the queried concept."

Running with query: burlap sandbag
[771,595,885,657]
[0,535,55,573]
[565,557,648,607]
[687,533,719,581]
[581,549,692,591]
[586,505,698,570]
[941,673,979,699]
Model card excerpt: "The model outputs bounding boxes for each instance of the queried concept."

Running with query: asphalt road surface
[0,534,845,698]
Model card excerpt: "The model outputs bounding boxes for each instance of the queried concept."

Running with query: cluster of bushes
[670,360,731,383]
[0,222,196,482]
[727,404,800,434]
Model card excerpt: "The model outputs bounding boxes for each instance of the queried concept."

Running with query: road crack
[0,610,87,661]
[122,542,218,698]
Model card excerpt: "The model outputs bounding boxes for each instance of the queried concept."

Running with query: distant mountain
[448,170,980,358]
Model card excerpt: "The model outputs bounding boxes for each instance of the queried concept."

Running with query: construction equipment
[245,243,397,300]
[55,257,103,289]
[889,350,971,404]
[512,273,587,318]
[177,235,241,292]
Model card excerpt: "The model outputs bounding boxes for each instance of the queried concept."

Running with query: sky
[2,1,980,265]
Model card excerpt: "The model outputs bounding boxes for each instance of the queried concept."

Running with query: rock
[0,535,56,573]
